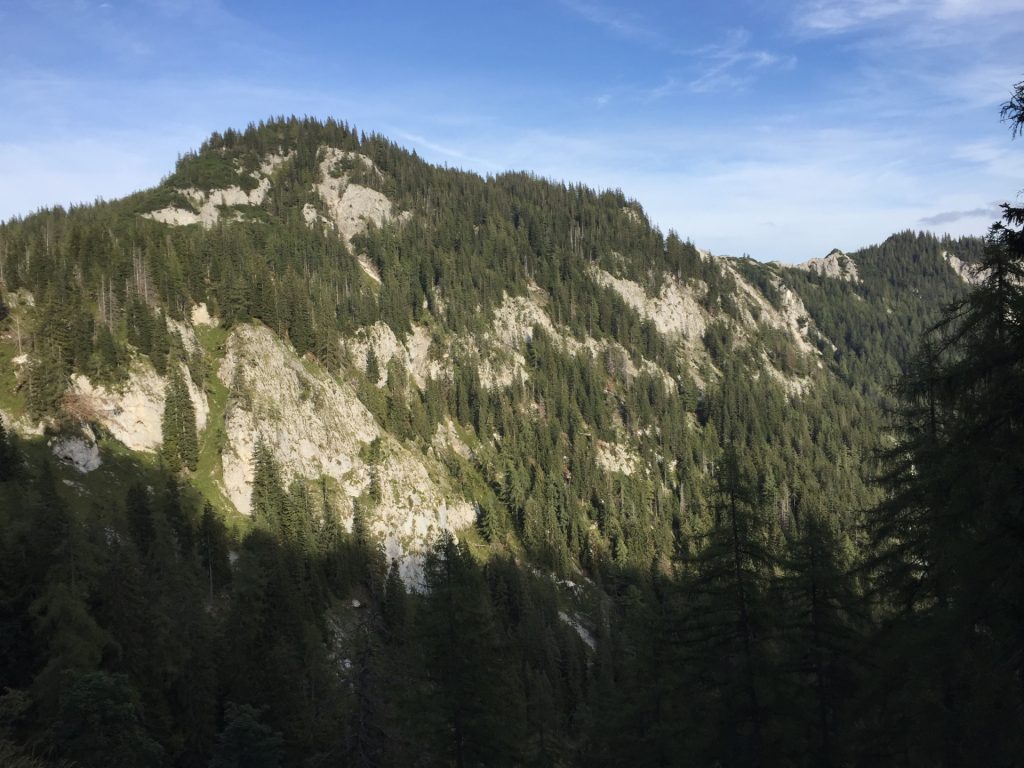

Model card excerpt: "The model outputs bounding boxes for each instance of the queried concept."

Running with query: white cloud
[794,0,1024,34]
[934,0,1024,19]
[684,29,794,93]
[794,0,914,33]
[558,0,660,42]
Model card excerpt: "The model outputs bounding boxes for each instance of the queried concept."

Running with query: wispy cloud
[919,205,1003,226]
[390,130,497,170]
[794,1,914,34]
[686,29,794,93]
[933,0,1024,20]
[794,0,1024,34]
[558,0,661,42]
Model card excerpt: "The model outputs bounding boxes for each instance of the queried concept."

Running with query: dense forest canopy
[0,81,1021,766]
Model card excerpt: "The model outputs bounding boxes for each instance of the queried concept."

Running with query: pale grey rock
[795,249,860,283]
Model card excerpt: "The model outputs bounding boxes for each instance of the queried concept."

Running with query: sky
[1,0,1023,263]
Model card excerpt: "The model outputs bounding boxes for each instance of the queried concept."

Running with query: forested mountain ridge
[1,113,1019,767]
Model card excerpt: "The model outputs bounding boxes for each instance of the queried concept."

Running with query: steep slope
[0,117,984,585]
[3,114,1017,768]
[218,322,473,580]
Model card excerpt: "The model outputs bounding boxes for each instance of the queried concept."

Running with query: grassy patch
[0,338,27,419]
[16,432,160,523]
[191,326,240,516]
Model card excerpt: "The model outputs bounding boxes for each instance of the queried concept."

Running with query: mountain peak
[794,248,860,283]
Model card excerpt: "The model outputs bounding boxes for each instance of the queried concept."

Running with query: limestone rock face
[218,323,473,583]
[70,361,208,453]
[190,302,218,327]
[944,251,984,285]
[347,322,447,390]
[219,323,379,515]
[795,249,861,283]
[590,267,707,342]
[141,152,291,228]
[313,149,396,246]
[589,258,822,394]
[50,431,102,473]
[595,440,640,476]
[722,263,818,358]
[434,288,675,392]
[311,147,410,283]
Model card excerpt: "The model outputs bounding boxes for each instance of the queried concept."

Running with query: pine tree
[382,559,407,643]
[672,447,779,765]
[777,508,862,766]
[251,437,286,532]
[198,503,231,599]
[28,465,109,712]
[161,364,198,473]
[365,346,380,386]
[419,533,525,767]
[26,341,66,420]
[55,671,165,768]
[864,82,1024,764]
[209,703,283,768]
[0,419,15,480]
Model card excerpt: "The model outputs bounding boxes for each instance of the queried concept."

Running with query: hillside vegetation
[0,100,1021,766]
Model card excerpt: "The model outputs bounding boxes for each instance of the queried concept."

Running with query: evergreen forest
[0,81,1021,767]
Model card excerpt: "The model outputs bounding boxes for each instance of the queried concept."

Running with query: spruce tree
[161,364,198,473]
[0,420,14,480]
[198,503,231,599]
[865,81,1024,764]
[251,437,285,532]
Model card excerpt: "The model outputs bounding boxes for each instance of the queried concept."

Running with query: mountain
[1,116,1016,766]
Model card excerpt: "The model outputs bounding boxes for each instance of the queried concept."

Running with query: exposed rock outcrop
[590,268,707,341]
[218,323,473,582]
[50,430,102,473]
[943,250,984,285]
[70,360,208,453]
[794,249,860,283]
[141,152,291,227]
[190,302,218,327]
[722,263,818,359]
[595,440,641,476]
[347,322,447,389]
[314,148,397,247]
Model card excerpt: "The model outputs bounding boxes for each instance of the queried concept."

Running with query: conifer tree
[161,364,198,473]
[198,502,231,599]
[209,703,283,768]
[55,671,164,767]
[419,533,525,767]
[251,437,286,532]
[777,508,862,766]
[864,80,1024,764]
[0,419,15,480]
[26,341,66,420]
[673,447,779,765]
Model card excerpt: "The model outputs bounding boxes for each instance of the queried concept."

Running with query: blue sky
[1,0,1022,262]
